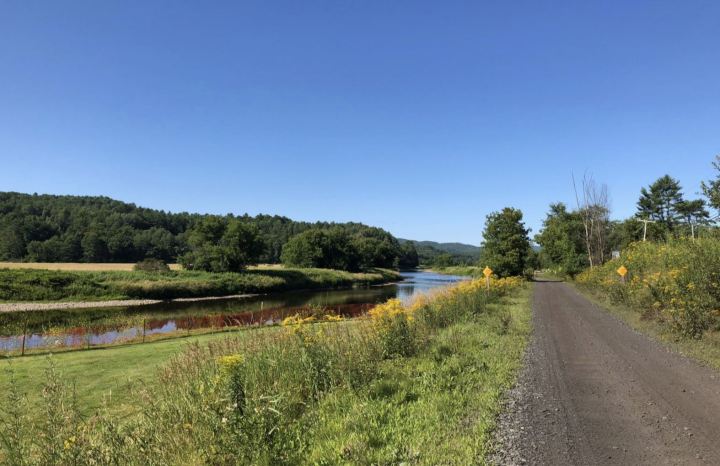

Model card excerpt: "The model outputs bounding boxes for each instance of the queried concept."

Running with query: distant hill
[405,240,480,256]
[398,239,480,266]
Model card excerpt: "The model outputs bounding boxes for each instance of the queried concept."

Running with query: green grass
[0,328,270,420]
[431,265,483,276]
[304,286,532,464]
[1,279,531,465]
[0,267,401,302]
[572,283,720,371]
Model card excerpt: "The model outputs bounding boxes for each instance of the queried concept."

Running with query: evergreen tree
[636,175,685,234]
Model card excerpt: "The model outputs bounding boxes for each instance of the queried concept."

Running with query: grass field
[0,327,278,420]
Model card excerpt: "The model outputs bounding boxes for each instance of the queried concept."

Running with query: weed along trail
[493,280,720,465]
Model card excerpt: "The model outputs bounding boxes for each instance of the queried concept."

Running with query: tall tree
[636,175,685,234]
[535,203,587,276]
[181,217,264,272]
[480,207,530,277]
[398,241,420,269]
[676,199,710,239]
[573,173,611,267]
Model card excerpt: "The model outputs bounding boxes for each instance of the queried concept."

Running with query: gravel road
[492,280,720,465]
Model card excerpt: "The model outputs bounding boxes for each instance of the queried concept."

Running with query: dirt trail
[493,281,720,465]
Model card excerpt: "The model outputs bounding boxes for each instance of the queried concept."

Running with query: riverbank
[0,267,401,303]
[0,294,265,312]
[428,265,483,276]
[0,277,530,464]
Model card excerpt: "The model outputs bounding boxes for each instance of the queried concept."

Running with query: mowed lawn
[0,328,269,419]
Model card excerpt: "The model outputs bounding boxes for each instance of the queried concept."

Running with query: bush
[576,238,720,337]
[133,258,170,273]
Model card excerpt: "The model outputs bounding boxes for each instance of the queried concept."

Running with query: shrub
[576,238,720,337]
[133,258,170,273]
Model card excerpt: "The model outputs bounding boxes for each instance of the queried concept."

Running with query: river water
[0,271,466,354]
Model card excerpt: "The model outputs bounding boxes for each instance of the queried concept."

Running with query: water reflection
[0,271,466,353]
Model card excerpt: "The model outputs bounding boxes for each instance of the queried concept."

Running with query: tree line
[535,156,720,276]
[0,192,419,272]
[476,156,720,278]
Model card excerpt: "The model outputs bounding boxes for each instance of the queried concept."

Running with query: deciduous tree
[480,207,530,277]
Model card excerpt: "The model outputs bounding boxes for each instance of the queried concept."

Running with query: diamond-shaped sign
[483,266,493,278]
[617,265,628,277]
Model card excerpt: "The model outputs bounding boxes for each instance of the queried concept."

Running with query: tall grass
[0,277,526,465]
[0,267,401,302]
[576,238,720,337]
[431,265,484,277]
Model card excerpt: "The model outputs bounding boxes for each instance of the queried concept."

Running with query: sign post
[616,265,628,284]
[483,266,493,291]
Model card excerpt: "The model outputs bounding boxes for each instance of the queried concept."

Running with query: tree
[636,175,685,234]
[573,173,611,267]
[281,228,361,271]
[480,207,530,277]
[535,203,587,276]
[398,241,419,269]
[676,199,710,239]
[701,155,720,216]
[219,221,265,271]
[0,192,408,266]
[81,230,109,262]
[0,225,26,260]
[280,229,326,268]
[351,228,400,270]
[607,218,647,250]
[181,217,264,272]
[432,253,455,268]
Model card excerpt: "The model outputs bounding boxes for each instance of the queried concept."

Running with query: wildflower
[217,354,244,375]
[64,436,76,450]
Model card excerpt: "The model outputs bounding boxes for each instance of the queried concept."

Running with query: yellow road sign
[483,266,493,278]
[617,265,628,277]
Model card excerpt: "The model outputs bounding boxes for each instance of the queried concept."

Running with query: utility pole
[639,219,656,242]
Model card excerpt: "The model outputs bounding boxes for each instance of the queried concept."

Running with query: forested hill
[398,238,480,266]
[0,192,412,266]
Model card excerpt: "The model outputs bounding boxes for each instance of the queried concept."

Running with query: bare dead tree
[573,172,611,268]
[573,173,594,268]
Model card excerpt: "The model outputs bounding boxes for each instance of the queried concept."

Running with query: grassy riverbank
[0,327,280,421]
[430,265,484,276]
[0,267,401,302]
[1,277,531,465]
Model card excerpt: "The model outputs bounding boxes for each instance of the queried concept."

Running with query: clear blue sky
[1,1,718,244]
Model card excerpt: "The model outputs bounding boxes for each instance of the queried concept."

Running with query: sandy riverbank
[0,294,259,312]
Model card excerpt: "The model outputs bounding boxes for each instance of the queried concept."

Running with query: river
[0,270,466,354]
